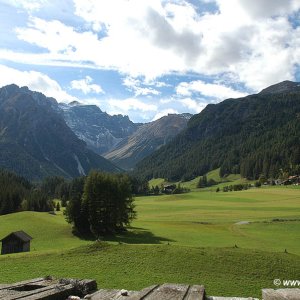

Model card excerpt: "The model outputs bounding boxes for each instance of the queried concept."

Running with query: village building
[281,175,300,185]
[1,230,33,255]
[163,184,176,194]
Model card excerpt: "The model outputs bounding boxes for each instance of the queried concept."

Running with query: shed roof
[1,231,33,242]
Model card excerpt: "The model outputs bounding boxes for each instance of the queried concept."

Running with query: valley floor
[0,186,299,297]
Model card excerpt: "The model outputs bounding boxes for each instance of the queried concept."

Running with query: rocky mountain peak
[68,100,81,106]
[59,102,139,155]
[0,84,58,109]
[0,84,120,180]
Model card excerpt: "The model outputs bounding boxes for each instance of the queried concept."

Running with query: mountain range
[0,84,120,180]
[59,102,139,155]
[134,81,300,181]
[1,81,300,182]
[104,113,192,170]
[0,84,190,180]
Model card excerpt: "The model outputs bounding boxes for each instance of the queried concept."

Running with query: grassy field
[0,185,299,297]
[130,187,300,254]
[0,211,90,252]
[1,243,299,298]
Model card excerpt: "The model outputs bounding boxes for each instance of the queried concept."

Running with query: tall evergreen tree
[64,177,90,235]
[65,172,136,237]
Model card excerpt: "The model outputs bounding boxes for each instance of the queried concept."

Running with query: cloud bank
[0,0,300,121]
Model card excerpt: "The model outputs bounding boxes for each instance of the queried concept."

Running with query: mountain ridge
[259,80,300,95]
[0,84,121,180]
[59,102,140,155]
[104,113,192,170]
[134,81,300,181]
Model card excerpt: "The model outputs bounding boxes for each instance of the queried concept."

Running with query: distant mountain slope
[0,84,120,180]
[104,113,192,170]
[134,81,300,181]
[259,80,300,95]
[59,102,139,154]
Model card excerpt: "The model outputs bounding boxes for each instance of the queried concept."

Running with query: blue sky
[0,0,300,122]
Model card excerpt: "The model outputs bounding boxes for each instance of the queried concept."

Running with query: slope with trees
[134,81,300,181]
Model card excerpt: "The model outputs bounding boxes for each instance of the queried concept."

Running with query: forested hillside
[134,82,300,181]
[0,170,55,214]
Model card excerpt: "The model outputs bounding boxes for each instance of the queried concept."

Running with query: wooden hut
[1,231,32,255]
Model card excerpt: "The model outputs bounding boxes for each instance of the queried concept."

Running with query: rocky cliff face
[0,84,120,180]
[59,102,139,155]
[104,113,192,170]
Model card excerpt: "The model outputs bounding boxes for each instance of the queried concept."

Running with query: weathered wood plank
[0,278,45,291]
[262,288,300,300]
[79,279,98,294]
[57,278,97,296]
[0,278,96,300]
[15,284,75,300]
[2,284,74,300]
[184,285,205,300]
[89,289,120,300]
[206,297,259,300]
[143,283,190,300]
[124,285,158,300]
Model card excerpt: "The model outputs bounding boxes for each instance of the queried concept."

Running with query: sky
[0,0,300,123]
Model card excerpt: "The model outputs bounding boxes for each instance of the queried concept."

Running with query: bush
[255,181,262,188]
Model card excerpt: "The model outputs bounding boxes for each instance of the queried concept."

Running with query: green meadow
[0,185,299,297]
[131,187,300,254]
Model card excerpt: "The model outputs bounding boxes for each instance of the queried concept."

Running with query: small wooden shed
[1,231,33,255]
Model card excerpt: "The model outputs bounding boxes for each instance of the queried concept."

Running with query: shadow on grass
[103,227,175,245]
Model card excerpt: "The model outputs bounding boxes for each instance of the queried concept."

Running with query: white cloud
[194,0,300,90]
[15,17,100,56]
[160,98,173,104]
[70,76,104,94]
[122,77,140,89]
[152,108,178,121]
[2,0,47,11]
[0,64,76,102]
[150,81,170,88]
[176,80,247,100]
[11,1,202,79]
[109,98,157,113]
[179,98,206,113]
[134,87,160,97]
[122,76,160,96]
[1,0,300,93]
[236,0,300,19]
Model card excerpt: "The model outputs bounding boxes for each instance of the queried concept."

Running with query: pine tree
[65,172,136,237]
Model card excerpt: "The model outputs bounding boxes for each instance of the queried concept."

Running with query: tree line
[0,169,137,237]
[0,169,54,214]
